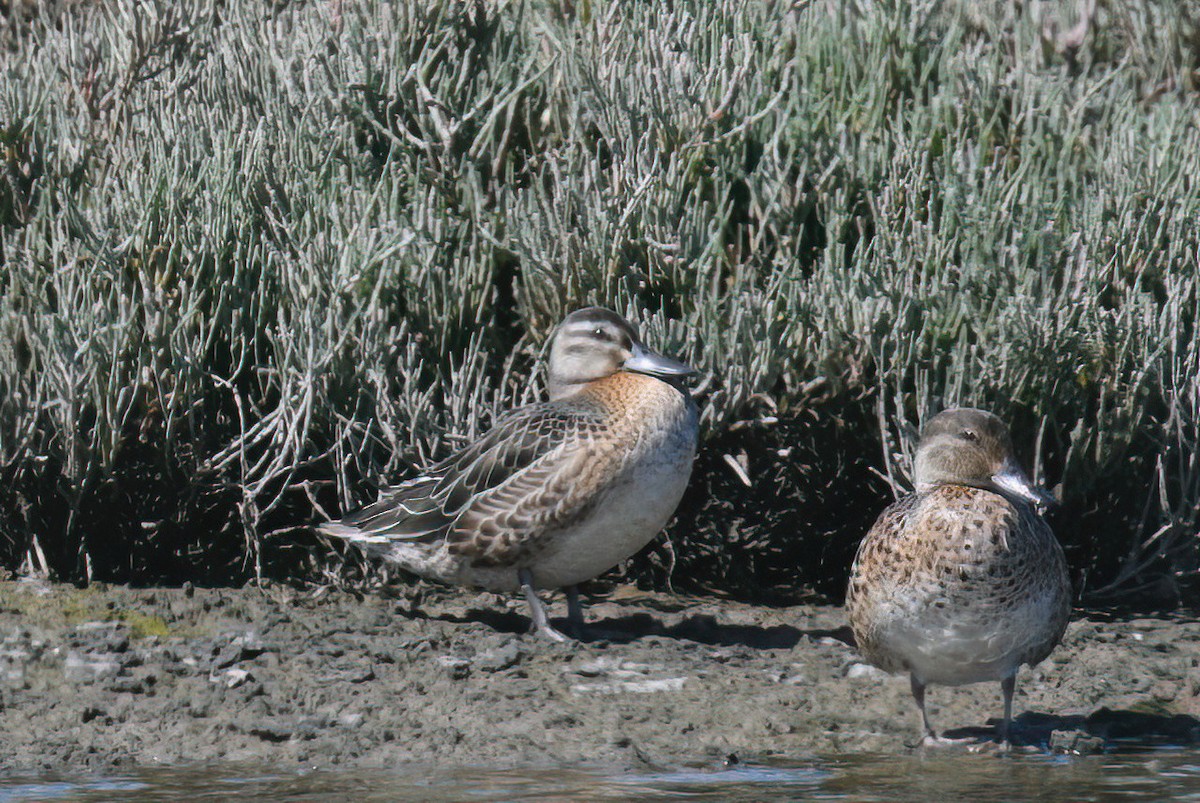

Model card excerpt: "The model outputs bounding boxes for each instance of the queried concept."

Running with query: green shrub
[0,0,1197,603]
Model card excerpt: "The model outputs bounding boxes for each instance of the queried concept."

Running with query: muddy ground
[0,579,1198,775]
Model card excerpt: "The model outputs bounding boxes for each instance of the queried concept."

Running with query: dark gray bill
[624,343,697,380]
[989,460,1057,510]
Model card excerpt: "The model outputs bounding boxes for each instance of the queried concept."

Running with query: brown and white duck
[846,408,1071,747]
[320,307,698,641]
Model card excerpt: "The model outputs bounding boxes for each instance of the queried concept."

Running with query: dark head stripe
[559,307,639,340]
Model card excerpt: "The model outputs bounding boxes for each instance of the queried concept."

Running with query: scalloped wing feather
[321,398,613,560]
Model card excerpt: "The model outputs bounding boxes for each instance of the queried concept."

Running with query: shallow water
[6,749,1200,803]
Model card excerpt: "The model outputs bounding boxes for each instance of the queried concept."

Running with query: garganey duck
[320,307,698,640]
[846,408,1071,747]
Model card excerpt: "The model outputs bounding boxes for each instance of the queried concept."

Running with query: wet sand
[0,580,1197,774]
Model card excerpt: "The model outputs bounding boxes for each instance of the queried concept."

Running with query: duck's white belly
[877,621,1019,686]
[871,589,1060,686]
[530,456,692,588]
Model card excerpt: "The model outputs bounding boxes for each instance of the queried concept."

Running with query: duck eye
[960,429,979,442]
[590,327,617,343]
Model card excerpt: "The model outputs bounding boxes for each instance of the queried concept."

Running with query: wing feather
[320,396,616,566]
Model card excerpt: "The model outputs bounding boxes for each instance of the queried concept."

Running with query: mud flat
[0,580,1197,774]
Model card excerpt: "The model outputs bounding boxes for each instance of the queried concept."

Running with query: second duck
[846,408,1071,748]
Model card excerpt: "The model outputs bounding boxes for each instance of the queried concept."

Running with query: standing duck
[320,307,698,640]
[846,408,1071,746]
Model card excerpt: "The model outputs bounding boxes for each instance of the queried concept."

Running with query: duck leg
[965,675,1019,753]
[910,675,974,747]
[565,585,585,637]
[911,674,940,744]
[518,569,567,642]
[999,674,1016,746]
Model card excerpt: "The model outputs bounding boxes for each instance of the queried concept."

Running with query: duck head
[547,307,695,400]
[913,408,1055,510]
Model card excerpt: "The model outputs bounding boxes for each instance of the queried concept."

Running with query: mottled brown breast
[587,371,696,442]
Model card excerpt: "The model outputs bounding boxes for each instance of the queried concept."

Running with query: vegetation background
[1,0,1197,605]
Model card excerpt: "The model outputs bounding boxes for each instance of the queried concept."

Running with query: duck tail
[315,475,451,554]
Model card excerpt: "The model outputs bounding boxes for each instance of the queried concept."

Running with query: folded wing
[320,397,615,567]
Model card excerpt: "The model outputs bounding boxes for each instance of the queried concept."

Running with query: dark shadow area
[641,400,887,605]
[588,613,808,649]
[803,624,856,647]
[413,605,811,649]
[407,605,526,635]
[1073,606,1200,625]
[942,709,1200,751]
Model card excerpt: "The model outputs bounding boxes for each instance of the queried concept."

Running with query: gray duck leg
[999,674,1016,746]
[910,675,974,747]
[566,585,585,637]
[519,569,567,642]
[911,674,939,744]
[966,675,1019,753]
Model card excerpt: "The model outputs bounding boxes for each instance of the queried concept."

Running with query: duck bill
[623,343,697,380]
[989,460,1056,510]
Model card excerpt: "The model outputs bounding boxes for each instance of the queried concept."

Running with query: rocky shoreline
[0,580,1197,775]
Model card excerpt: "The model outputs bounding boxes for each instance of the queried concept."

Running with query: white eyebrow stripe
[561,321,610,333]
[560,323,634,342]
